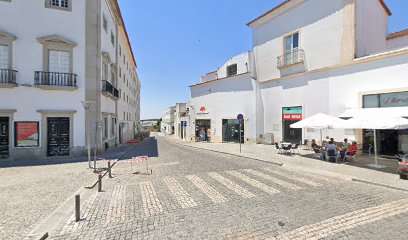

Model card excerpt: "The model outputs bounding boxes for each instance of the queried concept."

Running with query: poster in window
[15,122,39,147]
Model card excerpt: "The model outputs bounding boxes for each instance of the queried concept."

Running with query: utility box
[263,133,274,145]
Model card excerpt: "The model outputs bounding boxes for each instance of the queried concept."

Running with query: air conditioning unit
[263,133,274,145]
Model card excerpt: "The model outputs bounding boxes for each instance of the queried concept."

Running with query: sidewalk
[165,135,408,191]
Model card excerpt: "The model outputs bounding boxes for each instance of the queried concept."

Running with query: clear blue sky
[118,0,407,120]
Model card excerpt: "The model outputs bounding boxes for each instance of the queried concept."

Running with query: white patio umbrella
[333,115,408,168]
[290,113,347,145]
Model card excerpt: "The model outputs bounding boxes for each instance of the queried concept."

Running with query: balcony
[277,49,305,69]
[0,69,18,88]
[102,80,119,100]
[34,71,78,90]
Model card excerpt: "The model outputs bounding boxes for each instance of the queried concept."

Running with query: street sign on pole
[237,114,244,153]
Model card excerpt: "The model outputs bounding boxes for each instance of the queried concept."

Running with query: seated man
[326,140,339,162]
[345,141,358,161]
[311,139,326,160]
[340,138,351,159]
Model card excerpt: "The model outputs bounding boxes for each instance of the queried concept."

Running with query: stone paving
[46,136,408,239]
[0,143,137,239]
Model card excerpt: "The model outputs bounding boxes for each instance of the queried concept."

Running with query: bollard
[98,175,102,192]
[75,194,80,222]
[108,161,112,178]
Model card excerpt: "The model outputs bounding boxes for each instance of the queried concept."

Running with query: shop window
[363,94,379,108]
[103,117,108,139]
[14,122,39,147]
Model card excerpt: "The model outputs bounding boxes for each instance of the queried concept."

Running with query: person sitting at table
[344,141,358,162]
[311,139,326,160]
[340,138,350,159]
[325,140,339,161]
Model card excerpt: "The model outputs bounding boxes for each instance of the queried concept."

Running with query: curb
[166,137,284,167]
[351,178,408,192]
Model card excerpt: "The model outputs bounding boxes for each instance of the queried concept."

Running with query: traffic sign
[237,114,244,121]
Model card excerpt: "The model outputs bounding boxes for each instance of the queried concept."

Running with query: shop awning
[339,107,408,118]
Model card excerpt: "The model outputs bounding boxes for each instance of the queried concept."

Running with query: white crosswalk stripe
[163,177,198,208]
[208,172,256,198]
[140,182,163,216]
[186,175,228,203]
[264,168,322,187]
[243,169,302,190]
[226,170,280,195]
[268,199,408,240]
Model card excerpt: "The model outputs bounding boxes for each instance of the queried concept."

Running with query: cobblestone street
[46,136,408,239]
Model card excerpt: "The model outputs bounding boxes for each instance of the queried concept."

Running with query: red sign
[15,122,39,147]
[282,114,302,121]
[200,106,206,112]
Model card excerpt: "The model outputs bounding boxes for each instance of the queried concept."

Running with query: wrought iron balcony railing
[34,71,77,87]
[102,80,119,99]
[0,69,17,84]
[277,49,305,69]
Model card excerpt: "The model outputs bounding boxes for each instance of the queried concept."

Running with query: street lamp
[81,101,94,169]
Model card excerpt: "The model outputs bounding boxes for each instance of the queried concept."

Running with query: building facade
[0,0,141,160]
[187,0,408,155]
[161,106,175,136]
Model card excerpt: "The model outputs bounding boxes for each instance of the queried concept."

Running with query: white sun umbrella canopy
[333,114,408,168]
[290,113,347,144]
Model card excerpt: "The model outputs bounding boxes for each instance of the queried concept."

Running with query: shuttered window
[0,45,9,69]
[49,50,70,73]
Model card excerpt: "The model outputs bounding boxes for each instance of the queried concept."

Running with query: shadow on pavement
[0,137,159,169]
[119,137,159,160]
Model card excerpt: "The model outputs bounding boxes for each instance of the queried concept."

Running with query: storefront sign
[380,92,408,108]
[282,107,302,121]
[15,122,39,147]
[197,106,209,115]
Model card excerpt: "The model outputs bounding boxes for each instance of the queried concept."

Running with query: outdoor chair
[291,144,300,155]
[282,144,292,156]
[343,150,357,162]
[312,148,323,160]
[274,143,283,154]
[326,150,338,163]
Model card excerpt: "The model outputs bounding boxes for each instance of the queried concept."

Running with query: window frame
[37,35,76,73]
[102,14,108,33]
[0,30,17,70]
[226,64,238,77]
[45,0,72,12]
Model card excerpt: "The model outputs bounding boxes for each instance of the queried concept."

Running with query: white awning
[339,107,408,118]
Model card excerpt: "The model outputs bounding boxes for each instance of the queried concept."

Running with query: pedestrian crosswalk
[138,167,342,215]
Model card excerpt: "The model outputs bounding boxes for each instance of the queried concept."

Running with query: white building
[161,106,175,135]
[173,103,188,140]
[0,0,141,160]
[188,0,408,155]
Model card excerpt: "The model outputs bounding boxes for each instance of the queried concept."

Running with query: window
[46,0,71,11]
[111,31,115,46]
[363,95,379,108]
[103,117,108,139]
[102,62,108,81]
[226,64,237,77]
[111,118,115,136]
[14,122,40,147]
[119,46,121,56]
[49,50,70,73]
[102,15,108,33]
[0,45,9,69]
[119,67,121,78]
[284,32,299,65]
[363,91,408,109]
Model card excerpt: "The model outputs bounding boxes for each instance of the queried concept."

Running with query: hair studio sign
[197,106,209,115]
[381,92,408,107]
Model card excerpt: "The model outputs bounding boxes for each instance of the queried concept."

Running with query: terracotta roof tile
[387,29,408,40]
[247,0,391,27]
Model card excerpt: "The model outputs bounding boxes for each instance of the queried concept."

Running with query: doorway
[222,119,244,143]
[195,119,211,142]
[47,117,70,156]
[282,106,303,144]
[0,117,9,158]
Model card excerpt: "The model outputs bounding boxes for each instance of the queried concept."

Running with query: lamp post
[81,101,94,169]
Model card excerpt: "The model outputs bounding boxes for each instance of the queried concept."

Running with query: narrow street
[46,136,408,239]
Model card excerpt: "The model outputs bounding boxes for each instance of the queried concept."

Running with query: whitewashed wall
[387,36,408,51]
[0,0,87,149]
[252,0,345,82]
[356,0,388,57]
[190,74,257,143]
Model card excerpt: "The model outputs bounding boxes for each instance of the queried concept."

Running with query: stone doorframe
[37,110,76,157]
[0,109,16,158]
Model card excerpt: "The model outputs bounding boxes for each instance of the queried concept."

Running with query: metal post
[98,175,102,192]
[93,121,98,173]
[374,130,378,166]
[87,122,91,169]
[108,161,112,178]
[146,158,149,174]
[75,194,80,222]
[239,121,242,153]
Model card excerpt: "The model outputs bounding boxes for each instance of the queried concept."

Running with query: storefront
[195,119,211,142]
[222,119,244,143]
[362,91,408,155]
[0,117,9,158]
[282,106,303,144]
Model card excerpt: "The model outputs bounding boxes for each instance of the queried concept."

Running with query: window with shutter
[49,50,70,73]
[0,45,9,69]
